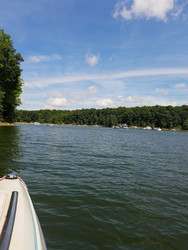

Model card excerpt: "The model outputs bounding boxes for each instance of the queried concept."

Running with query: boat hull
[0,175,46,250]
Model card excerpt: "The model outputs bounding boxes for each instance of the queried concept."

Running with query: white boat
[112,126,120,129]
[154,127,162,131]
[34,122,40,125]
[0,173,47,250]
[112,124,129,129]
[143,126,152,130]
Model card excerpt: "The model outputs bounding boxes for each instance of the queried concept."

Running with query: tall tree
[0,89,4,120]
[0,29,23,122]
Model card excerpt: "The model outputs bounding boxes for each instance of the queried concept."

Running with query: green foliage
[0,29,23,122]
[0,88,4,121]
[16,105,188,130]
[182,118,188,130]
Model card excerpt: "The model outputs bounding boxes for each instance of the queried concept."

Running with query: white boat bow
[0,173,47,250]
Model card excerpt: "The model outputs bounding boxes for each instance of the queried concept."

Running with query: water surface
[0,125,187,249]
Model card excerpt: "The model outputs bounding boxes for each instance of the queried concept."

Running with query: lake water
[0,124,188,249]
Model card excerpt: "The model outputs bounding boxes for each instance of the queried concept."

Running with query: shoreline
[0,122,15,126]
[14,122,188,131]
[15,122,102,127]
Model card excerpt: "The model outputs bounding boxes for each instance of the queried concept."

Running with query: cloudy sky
[0,0,188,110]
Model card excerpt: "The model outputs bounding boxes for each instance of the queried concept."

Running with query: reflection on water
[0,126,21,176]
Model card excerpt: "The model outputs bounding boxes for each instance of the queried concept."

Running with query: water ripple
[0,125,188,249]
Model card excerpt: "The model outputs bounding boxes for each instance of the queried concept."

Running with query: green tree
[15,105,188,129]
[0,29,23,122]
[0,89,4,121]
[182,118,188,130]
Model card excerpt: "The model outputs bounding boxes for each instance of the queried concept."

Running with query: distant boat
[154,127,162,131]
[0,173,47,250]
[112,126,120,129]
[34,122,40,125]
[143,126,152,130]
[46,123,54,126]
[113,124,129,129]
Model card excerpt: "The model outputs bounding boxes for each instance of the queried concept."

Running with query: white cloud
[171,1,188,19]
[19,98,43,110]
[175,83,187,89]
[20,98,32,105]
[23,82,35,89]
[28,67,188,88]
[95,79,124,88]
[22,67,188,109]
[113,0,175,21]
[117,95,177,106]
[88,86,98,96]
[155,88,169,95]
[27,54,62,63]
[86,53,100,66]
[96,98,114,107]
[43,90,85,109]
[45,97,69,108]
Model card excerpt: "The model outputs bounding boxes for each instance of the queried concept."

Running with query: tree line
[16,105,188,130]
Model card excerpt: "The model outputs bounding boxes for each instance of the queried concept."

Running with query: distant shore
[0,122,15,126]
[14,122,188,131]
[15,122,101,127]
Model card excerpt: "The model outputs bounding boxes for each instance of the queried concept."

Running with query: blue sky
[0,0,188,110]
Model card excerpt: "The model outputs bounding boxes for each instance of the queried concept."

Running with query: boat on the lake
[34,122,40,125]
[154,127,162,131]
[47,124,55,127]
[0,173,47,250]
[143,126,152,130]
[113,123,129,129]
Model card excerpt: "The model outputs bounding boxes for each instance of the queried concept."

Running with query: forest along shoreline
[15,105,188,131]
